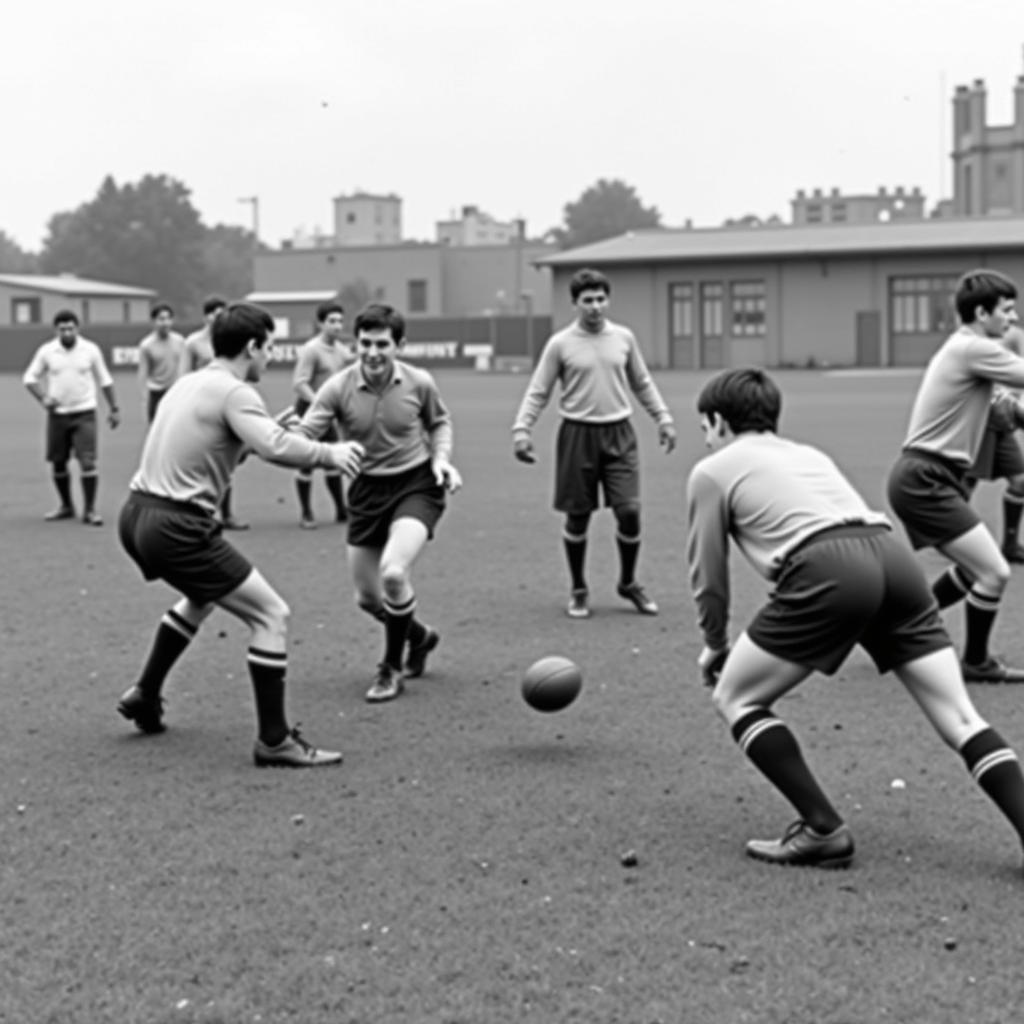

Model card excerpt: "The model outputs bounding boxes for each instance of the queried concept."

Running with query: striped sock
[732,709,842,834]
[961,726,1024,844]
[964,587,1000,665]
[137,609,198,698]
[383,595,416,670]
[247,647,289,746]
[932,567,970,609]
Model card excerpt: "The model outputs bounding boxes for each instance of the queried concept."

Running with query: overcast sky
[3,0,1023,251]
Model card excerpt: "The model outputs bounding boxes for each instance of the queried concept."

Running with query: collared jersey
[138,331,186,390]
[292,334,353,397]
[687,432,890,650]
[901,326,1024,466]
[130,362,339,515]
[301,359,453,476]
[22,337,113,414]
[511,318,673,438]
[180,328,214,374]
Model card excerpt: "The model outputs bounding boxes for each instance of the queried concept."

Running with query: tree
[0,230,37,272]
[40,174,207,317]
[201,224,262,304]
[551,178,662,250]
[722,213,784,228]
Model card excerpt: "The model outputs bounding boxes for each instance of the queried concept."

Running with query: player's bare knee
[979,558,1012,592]
[380,563,409,601]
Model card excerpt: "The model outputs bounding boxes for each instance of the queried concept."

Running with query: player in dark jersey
[688,367,1024,873]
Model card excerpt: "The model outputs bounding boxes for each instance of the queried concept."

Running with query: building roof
[245,290,338,304]
[537,216,1024,267]
[0,273,156,297]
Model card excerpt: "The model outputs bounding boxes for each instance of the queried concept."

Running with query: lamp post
[238,195,260,244]
[521,290,535,365]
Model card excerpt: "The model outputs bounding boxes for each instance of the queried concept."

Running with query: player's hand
[42,396,59,411]
[108,409,121,429]
[328,441,364,476]
[698,645,729,688]
[433,458,463,494]
[658,422,677,453]
[513,438,536,464]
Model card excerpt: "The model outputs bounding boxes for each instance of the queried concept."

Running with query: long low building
[536,218,1024,369]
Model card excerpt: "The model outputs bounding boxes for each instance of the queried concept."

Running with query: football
[521,655,583,713]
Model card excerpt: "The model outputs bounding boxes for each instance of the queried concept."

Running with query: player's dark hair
[955,269,1017,323]
[150,302,174,320]
[697,367,781,434]
[316,300,345,324]
[202,295,228,317]
[53,309,79,327]
[569,268,611,302]
[354,303,405,343]
[212,302,275,358]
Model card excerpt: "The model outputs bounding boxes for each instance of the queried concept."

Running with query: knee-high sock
[961,726,1024,845]
[81,471,98,513]
[383,594,415,670]
[325,473,345,518]
[362,599,425,649]
[247,647,289,747]
[964,586,1000,665]
[1004,492,1024,547]
[562,530,587,591]
[732,709,843,834]
[932,566,970,609]
[615,508,641,587]
[296,476,313,518]
[137,609,198,698]
[53,469,72,509]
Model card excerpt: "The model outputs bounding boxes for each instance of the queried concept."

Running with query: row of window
[11,298,137,326]
[669,276,962,339]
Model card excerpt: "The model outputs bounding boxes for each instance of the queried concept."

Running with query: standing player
[179,295,248,530]
[966,322,1024,563]
[688,367,1024,871]
[300,303,461,703]
[23,309,121,526]
[116,302,364,767]
[511,268,676,619]
[137,302,185,423]
[888,269,1024,683]
[292,300,354,528]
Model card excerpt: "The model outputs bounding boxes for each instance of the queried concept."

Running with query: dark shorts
[146,389,168,424]
[748,524,952,675]
[46,410,97,466]
[968,428,1024,482]
[347,460,446,549]
[118,492,252,606]
[554,418,639,514]
[886,448,980,550]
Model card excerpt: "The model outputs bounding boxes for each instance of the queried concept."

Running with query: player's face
[699,413,728,451]
[56,321,78,347]
[321,312,345,342]
[357,328,400,385]
[154,311,174,337]
[574,288,609,332]
[246,336,272,382]
[205,306,226,327]
[980,297,1019,338]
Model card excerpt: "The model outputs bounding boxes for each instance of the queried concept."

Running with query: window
[407,279,427,312]
[730,281,766,336]
[11,297,41,324]
[669,283,694,337]
[123,301,132,323]
[805,204,822,223]
[890,276,959,335]
[830,203,847,222]
[700,282,723,337]
[346,212,356,224]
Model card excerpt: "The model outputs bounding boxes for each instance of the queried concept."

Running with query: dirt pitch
[3,368,1024,1024]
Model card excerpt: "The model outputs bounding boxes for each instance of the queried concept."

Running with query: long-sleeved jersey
[300,360,452,476]
[511,319,673,438]
[901,326,1024,467]
[130,362,339,515]
[687,432,889,650]
[292,334,353,412]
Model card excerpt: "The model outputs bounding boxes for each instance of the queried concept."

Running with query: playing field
[4,368,1024,1024]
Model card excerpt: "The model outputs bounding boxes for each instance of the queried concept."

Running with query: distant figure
[179,295,248,530]
[511,267,676,619]
[887,269,1024,682]
[291,300,354,528]
[117,302,364,766]
[137,302,185,423]
[689,367,1024,872]
[23,309,121,526]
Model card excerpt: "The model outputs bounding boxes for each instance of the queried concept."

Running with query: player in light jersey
[179,295,248,531]
[116,302,364,767]
[137,302,185,423]
[511,268,676,620]
[688,367,1024,872]
[23,309,121,526]
[291,300,354,528]
[887,269,1024,683]
[966,323,1024,563]
[301,303,461,703]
